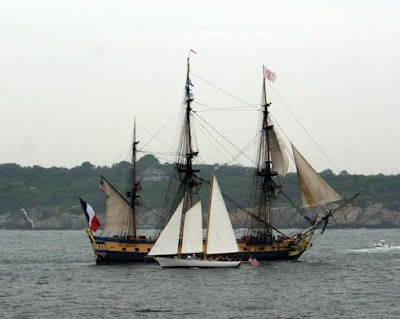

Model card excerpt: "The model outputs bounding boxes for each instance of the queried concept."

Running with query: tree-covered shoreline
[1,155,399,229]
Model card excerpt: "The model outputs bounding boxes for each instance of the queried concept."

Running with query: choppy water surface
[1,229,400,319]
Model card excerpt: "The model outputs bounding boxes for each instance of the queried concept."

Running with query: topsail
[268,126,289,176]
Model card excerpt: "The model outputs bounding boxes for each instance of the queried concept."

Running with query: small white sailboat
[148,176,241,268]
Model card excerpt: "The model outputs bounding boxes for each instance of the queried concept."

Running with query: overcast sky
[0,1,399,175]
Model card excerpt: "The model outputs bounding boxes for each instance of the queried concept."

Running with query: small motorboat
[373,240,391,248]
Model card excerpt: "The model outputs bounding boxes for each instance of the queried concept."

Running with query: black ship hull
[95,251,150,264]
[95,249,303,264]
[239,249,304,261]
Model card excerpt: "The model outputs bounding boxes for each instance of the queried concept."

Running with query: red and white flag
[263,66,276,82]
[248,257,259,267]
[79,198,101,232]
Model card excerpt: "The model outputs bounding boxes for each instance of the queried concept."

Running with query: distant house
[140,166,167,182]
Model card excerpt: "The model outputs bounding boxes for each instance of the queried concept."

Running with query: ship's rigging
[81,56,358,264]
[132,58,358,255]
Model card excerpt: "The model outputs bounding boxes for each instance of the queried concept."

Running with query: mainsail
[292,144,342,208]
[102,178,134,233]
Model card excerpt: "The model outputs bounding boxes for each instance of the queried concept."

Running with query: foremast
[126,120,140,239]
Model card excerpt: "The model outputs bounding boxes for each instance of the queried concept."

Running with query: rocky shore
[1,203,399,230]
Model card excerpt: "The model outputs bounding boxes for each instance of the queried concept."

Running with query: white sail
[148,199,184,256]
[292,144,342,208]
[269,126,289,176]
[102,179,133,233]
[206,176,239,255]
[181,201,203,254]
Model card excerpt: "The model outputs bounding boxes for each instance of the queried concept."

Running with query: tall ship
[82,55,357,263]
[83,122,155,263]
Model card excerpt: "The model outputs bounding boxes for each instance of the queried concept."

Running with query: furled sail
[292,144,342,208]
[268,126,289,176]
[181,202,203,254]
[206,176,239,255]
[102,179,133,233]
[148,199,184,256]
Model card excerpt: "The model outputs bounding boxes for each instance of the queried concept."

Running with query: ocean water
[1,229,400,319]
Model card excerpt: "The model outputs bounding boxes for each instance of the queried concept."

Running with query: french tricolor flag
[79,198,101,232]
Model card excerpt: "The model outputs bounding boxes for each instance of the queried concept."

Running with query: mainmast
[256,69,280,243]
[177,52,200,256]
[127,120,140,239]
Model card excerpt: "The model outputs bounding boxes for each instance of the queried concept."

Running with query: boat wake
[348,246,400,253]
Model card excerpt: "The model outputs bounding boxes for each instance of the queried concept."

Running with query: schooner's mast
[127,120,140,239]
